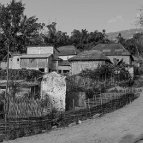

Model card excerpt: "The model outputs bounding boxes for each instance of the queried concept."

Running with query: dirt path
[4,91,143,143]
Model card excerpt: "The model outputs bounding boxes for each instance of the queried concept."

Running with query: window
[39,68,45,73]
[63,70,69,73]
[17,58,19,62]
[58,70,62,73]
[49,69,52,72]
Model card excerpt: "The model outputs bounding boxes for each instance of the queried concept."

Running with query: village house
[92,43,132,65]
[0,46,59,73]
[20,46,59,73]
[56,45,79,75]
[68,50,110,75]
[0,46,78,75]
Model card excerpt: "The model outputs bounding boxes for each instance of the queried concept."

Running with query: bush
[79,64,131,82]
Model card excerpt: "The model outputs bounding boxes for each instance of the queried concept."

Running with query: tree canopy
[0,0,44,60]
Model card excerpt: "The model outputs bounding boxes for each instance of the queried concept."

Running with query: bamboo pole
[100,87,103,113]
[5,42,9,136]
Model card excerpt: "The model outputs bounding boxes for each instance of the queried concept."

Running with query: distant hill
[107,28,143,40]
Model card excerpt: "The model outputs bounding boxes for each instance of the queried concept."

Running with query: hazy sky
[0,0,143,34]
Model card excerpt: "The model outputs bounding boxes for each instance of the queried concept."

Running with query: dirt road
[4,91,143,143]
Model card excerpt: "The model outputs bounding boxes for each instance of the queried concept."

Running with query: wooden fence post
[100,93,103,113]
[73,99,75,110]
[87,98,91,116]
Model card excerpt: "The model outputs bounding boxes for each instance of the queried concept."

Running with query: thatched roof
[92,43,131,56]
[68,50,110,62]
[58,45,79,56]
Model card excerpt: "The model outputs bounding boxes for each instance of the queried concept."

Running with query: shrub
[79,64,114,81]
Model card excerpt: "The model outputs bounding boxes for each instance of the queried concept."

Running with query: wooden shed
[68,50,110,75]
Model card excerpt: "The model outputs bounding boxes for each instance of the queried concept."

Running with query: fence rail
[85,87,142,108]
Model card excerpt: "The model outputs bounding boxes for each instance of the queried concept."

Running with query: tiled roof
[58,45,79,56]
[92,43,131,56]
[68,50,109,61]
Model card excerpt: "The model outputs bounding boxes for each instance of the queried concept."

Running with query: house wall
[52,61,58,71]
[48,56,54,72]
[0,61,7,69]
[27,46,55,55]
[57,66,71,75]
[11,56,21,69]
[59,55,76,60]
[0,56,21,70]
[20,58,49,72]
[71,61,105,75]
[107,55,131,65]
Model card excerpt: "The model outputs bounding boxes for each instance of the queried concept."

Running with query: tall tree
[124,38,137,55]
[0,0,44,58]
[133,32,143,55]
[70,29,110,51]
[42,22,70,48]
[70,29,89,51]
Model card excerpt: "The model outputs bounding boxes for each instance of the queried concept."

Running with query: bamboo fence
[0,87,141,141]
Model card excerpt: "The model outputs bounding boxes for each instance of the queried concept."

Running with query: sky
[0,0,143,34]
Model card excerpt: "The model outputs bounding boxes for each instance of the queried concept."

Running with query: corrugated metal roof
[92,43,131,56]
[68,50,110,61]
[20,54,52,59]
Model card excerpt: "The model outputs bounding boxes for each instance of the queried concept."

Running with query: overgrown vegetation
[0,69,43,81]
[66,63,133,110]
[80,63,131,81]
